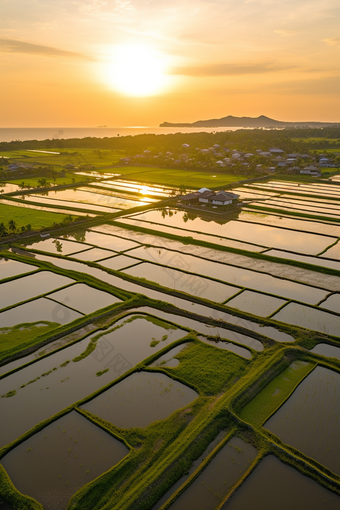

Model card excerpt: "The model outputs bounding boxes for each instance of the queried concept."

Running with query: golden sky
[1,0,340,126]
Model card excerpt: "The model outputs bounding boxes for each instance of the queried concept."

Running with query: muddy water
[1,411,129,510]
[167,437,257,510]
[265,366,340,474]
[223,455,340,510]
[319,293,340,313]
[150,343,190,368]
[311,343,340,360]
[0,314,186,447]
[82,371,199,429]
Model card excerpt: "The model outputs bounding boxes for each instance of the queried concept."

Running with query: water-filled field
[265,366,340,474]
[223,455,340,510]
[82,371,199,429]
[1,411,129,510]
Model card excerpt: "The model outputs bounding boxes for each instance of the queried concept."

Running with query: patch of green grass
[110,166,246,188]
[2,390,17,398]
[165,341,248,395]
[0,203,79,231]
[96,369,109,377]
[150,340,159,347]
[0,322,59,362]
[239,360,316,427]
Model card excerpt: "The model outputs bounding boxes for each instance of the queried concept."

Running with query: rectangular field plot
[239,210,340,237]
[118,217,265,252]
[69,247,116,261]
[311,343,340,360]
[319,293,340,313]
[46,283,121,314]
[0,257,37,280]
[78,187,152,208]
[164,437,257,510]
[122,248,329,305]
[123,262,240,303]
[0,314,186,447]
[0,297,82,328]
[225,290,286,317]
[78,230,140,252]
[22,193,119,214]
[81,371,198,429]
[272,303,340,337]
[0,271,75,311]
[239,360,315,427]
[322,240,340,259]
[125,210,334,255]
[250,199,340,219]
[31,188,124,212]
[265,250,340,272]
[264,367,340,475]
[26,237,90,255]
[0,411,129,510]
[98,255,141,271]
[223,455,340,510]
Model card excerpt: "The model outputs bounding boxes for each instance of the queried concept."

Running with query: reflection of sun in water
[105,44,168,96]
[139,185,149,195]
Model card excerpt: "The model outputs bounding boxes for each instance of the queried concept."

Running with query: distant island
[160,115,340,128]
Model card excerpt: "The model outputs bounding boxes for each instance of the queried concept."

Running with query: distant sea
[0,126,239,143]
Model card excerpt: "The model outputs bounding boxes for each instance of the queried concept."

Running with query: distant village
[119,144,340,177]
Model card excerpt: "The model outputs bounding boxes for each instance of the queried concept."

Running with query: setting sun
[105,44,168,97]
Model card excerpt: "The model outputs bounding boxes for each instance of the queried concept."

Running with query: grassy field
[239,360,316,427]
[108,166,246,188]
[1,149,124,168]
[0,203,79,230]
[0,323,59,365]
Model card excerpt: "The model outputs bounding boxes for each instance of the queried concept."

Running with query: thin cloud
[274,29,296,36]
[323,37,340,47]
[171,62,294,77]
[0,38,93,60]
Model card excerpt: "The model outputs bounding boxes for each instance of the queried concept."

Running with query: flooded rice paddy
[197,336,252,359]
[0,297,83,328]
[223,455,340,510]
[166,437,257,510]
[272,303,340,336]
[1,411,129,510]
[46,283,121,315]
[265,366,340,474]
[311,343,340,360]
[126,209,334,254]
[225,290,286,317]
[0,314,185,447]
[82,371,198,429]
[0,271,75,311]
[0,257,38,280]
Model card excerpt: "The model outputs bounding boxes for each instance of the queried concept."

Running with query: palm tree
[8,220,17,233]
[0,223,8,237]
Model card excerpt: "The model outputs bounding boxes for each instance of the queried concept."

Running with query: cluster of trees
[0,221,31,237]
[1,128,340,155]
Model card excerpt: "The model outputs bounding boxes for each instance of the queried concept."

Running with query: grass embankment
[239,360,316,427]
[0,323,59,360]
[0,203,79,231]
[106,166,246,188]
